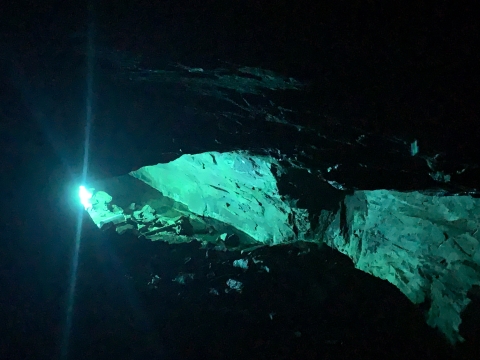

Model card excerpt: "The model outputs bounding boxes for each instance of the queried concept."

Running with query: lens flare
[79,185,93,210]
[60,11,95,359]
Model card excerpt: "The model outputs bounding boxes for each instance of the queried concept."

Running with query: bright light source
[79,185,93,210]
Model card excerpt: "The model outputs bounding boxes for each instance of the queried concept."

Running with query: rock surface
[89,150,480,344]
[325,190,480,343]
[130,151,313,245]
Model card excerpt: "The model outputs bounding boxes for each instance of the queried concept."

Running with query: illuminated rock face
[325,190,480,343]
[130,151,312,245]
[90,150,480,344]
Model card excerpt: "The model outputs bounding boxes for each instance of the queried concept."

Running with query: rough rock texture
[86,151,480,344]
[325,190,480,343]
[85,174,260,247]
[130,151,312,244]
[86,190,126,228]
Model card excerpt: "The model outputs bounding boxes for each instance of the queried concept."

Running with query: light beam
[60,8,95,359]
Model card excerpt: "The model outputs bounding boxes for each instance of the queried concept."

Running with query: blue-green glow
[79,185,92,210]
[60,9,95,359]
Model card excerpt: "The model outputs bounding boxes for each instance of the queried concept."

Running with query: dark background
[1,0,479,359]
